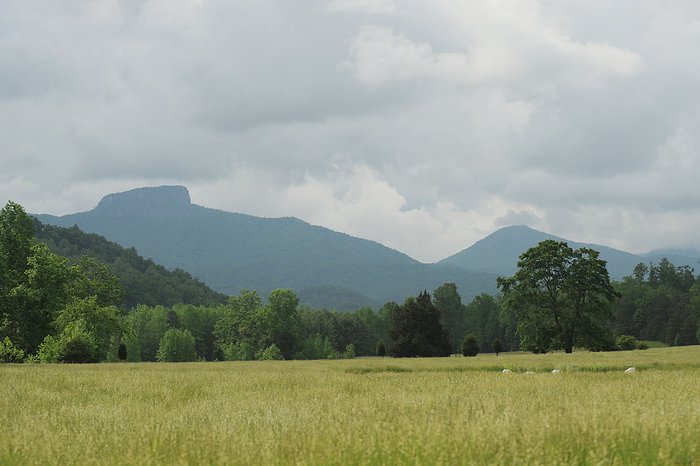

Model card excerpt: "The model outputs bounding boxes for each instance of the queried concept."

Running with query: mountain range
[36,186,700,310]
[440,225,700,279]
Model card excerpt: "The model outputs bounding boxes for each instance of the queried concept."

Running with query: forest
[1,200,699,364]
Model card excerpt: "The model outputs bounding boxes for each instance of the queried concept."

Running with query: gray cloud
[1,0,699,262]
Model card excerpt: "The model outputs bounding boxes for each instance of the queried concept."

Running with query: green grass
[2,346,699,465]
[638,340,670,349]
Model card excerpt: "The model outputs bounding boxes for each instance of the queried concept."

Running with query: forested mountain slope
[34,220,227,308]
[37,186,498,309]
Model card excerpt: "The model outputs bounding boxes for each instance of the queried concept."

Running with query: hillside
[440,225,700,279]
[37,186,497,308]
[34,220,227,308]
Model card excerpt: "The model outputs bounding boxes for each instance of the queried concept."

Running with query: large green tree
[433,282,465,352]
[464,293,504,352]
[258,289,300,359]
[213,290,263,360]
[497,240,617,353]
[1,202,75,353]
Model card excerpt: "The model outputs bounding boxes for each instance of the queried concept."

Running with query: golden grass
[2,346,699,465]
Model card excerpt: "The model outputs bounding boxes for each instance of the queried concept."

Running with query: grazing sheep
[551,369,561,374]
[525,371,534,375]
[625,367,636,373]
[502,369,512,374]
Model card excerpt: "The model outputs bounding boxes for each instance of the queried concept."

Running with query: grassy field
[2,347,699,465]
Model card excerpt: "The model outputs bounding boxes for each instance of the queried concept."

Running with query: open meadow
[2,346,699,465]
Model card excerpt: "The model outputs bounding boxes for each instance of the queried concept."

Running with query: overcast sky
[2,1,700,262]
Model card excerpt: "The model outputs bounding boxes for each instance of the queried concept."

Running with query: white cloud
[347,26,472,87]
[329,0,397,15]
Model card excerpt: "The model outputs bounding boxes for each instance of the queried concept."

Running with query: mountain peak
[491,224,556,237]
[96,186,191,214]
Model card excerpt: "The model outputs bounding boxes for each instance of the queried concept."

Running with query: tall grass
[1,346,699,465]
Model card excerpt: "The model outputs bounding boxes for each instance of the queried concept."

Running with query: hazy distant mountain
[439,225,700,279]
[645,247,700,259]
[37,186,497,309]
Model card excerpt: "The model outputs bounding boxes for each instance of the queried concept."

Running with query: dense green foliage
[1,202,125,356]
[376,340,386,357]
[464,293,514,353]
[0,337,24,363]
[34,220,226,308]
[613,259,699,346]
[211,289,374,361]
[255,343,284,360]
[129,304,224,362]
[616,335,639,351]
[433,282,465,352]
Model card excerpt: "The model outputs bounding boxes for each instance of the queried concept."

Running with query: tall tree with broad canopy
[497,240,618,353]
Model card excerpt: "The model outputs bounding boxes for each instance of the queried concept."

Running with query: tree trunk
[563,328,574,353]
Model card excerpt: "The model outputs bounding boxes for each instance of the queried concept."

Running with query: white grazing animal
[525,371,535,375]
[625,367,636,373]
[551,369,561,374]
[502,369,512,374]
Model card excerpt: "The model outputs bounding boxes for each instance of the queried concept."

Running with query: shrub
[156,329,198,362]
[376,340,386,357]
[221,341,254,361]
[462,335,479,357]
[0,337,25,363]
[297,334,336,360]
[60,320,98,363]
[35,335,62,363]
[62,336,96,363]
[616,335,638,351]
[586,335,620,352]
[255,344,284,360]
[123,331,142,362]
[35,323,99,364]
[343,344,356,359]
[492,339,503,356]
[636,342,649,350]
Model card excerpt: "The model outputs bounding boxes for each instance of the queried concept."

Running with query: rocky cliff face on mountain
[96,185,192,216]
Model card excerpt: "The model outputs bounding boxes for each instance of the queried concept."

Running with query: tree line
[2,201,699,363]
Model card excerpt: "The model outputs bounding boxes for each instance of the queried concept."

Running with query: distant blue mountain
[645,247,700,259]
[439,225,700,279]
[36,187,699,309]
[37,186,497,309]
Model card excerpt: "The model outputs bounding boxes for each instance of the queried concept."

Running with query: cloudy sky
[2,0,700,262]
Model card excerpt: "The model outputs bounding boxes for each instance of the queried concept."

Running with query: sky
[2,0,700,263]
